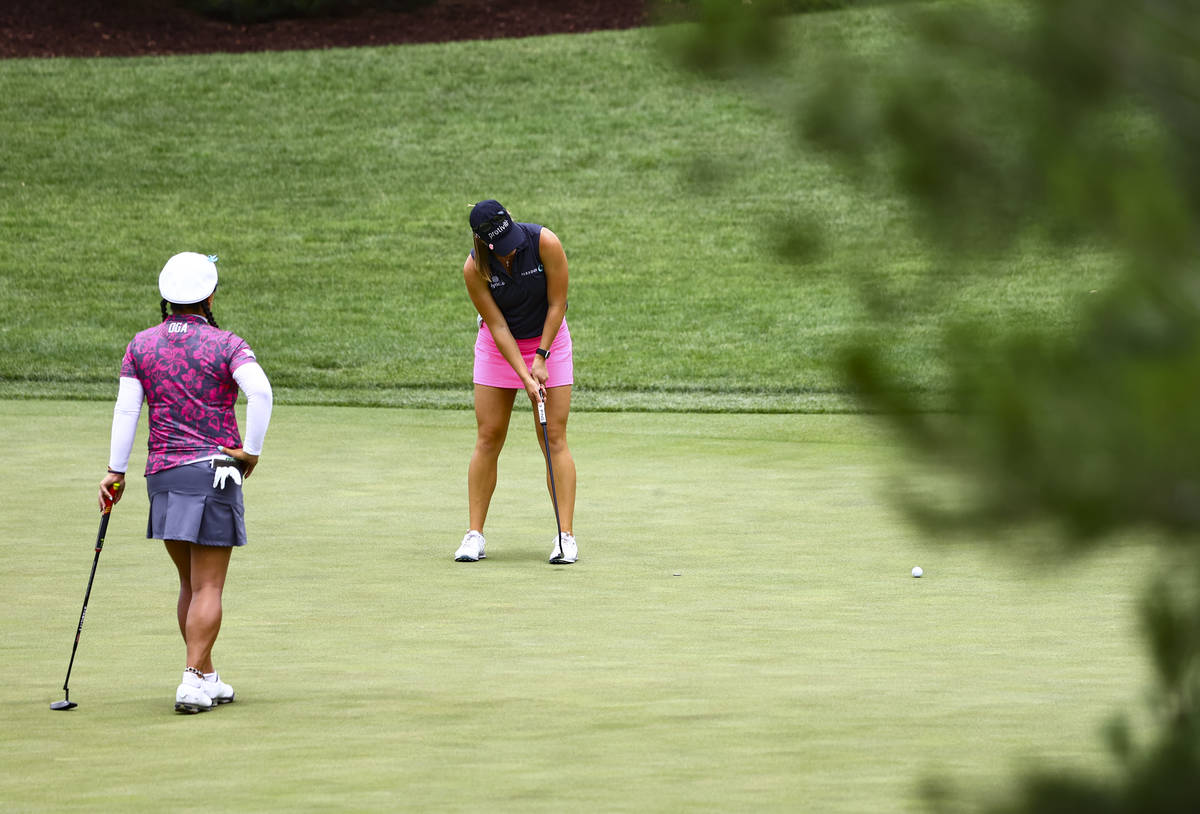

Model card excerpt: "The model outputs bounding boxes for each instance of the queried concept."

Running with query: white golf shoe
[204,672,235,705]
[454,530,486,562]
[175,670,213,714]
[549,533,578,564]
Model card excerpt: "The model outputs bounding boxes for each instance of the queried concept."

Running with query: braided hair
[160,298,219,328]
[200,301,219,329]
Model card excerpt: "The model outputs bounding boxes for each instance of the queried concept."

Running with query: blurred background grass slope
[0,10,1107,411]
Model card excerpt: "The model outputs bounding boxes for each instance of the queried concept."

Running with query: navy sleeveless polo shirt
[473,222,566,340]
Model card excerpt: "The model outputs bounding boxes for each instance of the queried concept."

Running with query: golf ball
[912,566,923,578]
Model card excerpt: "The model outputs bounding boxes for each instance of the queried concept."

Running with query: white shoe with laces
[549,533,578,564]
[454,530,486,562]
[204,672,235,705]
[175,670,213,714]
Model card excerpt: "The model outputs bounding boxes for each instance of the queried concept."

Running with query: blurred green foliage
[674,0,1200,810]
[655,0,876,73]
[800,0,1200,543]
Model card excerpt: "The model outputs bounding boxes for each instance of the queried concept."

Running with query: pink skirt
[474,319,574,389]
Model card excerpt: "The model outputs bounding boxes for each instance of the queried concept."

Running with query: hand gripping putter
[51,484,119,711]
[537,395,565,560]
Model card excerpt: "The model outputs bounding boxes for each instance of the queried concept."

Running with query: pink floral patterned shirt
[121,313,258,475]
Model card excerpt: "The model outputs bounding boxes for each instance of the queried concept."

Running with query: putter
[536,393,565,560]
[51,485,118,711]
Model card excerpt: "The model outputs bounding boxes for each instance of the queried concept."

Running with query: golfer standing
[456,199,578,564]
[99,252,272,713]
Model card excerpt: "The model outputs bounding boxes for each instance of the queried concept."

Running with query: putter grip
[537,401,547,424]
[102,482,120,515]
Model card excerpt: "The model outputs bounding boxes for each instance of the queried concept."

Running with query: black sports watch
[535,348,550,360]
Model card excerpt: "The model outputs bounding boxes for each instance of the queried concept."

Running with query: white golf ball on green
[912,566,923,578]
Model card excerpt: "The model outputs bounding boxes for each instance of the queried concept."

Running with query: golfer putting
[99,252,273,713]
[455,199,579,564]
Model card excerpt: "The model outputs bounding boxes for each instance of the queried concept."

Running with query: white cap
[158,252,218,304]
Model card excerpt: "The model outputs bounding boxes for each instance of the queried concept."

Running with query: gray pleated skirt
[146,461,247,547]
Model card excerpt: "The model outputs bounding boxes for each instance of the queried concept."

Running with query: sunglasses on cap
[474,213,511,241]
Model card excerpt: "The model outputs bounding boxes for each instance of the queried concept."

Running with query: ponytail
[472,234,493,283]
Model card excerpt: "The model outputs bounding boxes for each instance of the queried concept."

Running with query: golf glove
[212,463,243,490]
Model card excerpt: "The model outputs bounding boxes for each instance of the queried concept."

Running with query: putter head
[50,700,77,710]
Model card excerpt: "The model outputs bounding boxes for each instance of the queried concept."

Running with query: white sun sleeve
[233,361,273,455]
[108,376,144,473]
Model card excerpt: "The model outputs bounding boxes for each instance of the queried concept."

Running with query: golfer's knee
[475,428,507,456]
[545,426,568,452]
[189,578,224,597]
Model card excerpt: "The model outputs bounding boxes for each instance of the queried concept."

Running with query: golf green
[0,401,1156,811]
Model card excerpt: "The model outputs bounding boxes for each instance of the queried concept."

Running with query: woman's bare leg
[469,384,517,532]
[164,540,232,673]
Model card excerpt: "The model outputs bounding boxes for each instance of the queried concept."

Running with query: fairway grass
[0,12,1117,411]
[1,400,1158,812]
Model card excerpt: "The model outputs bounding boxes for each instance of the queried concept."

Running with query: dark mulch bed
[1,0,651,59]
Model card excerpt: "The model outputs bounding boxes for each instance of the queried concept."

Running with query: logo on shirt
[167,323,189,334]
[520,263,544,278]
[489,274,503,290]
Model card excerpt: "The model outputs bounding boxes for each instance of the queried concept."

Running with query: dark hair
[200,301,220,329]
[161,298,219,329]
